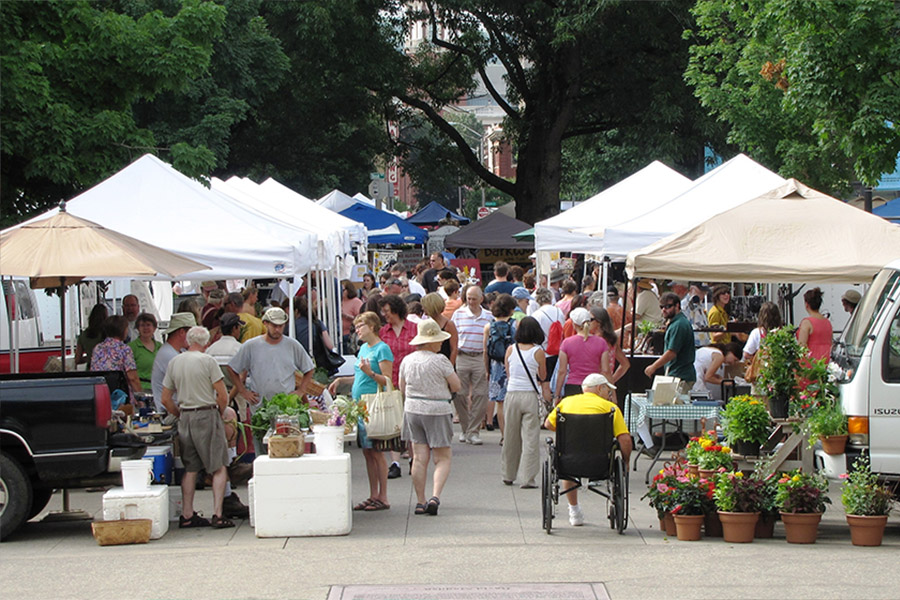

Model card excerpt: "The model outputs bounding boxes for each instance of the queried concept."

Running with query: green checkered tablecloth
[626,395,720,432]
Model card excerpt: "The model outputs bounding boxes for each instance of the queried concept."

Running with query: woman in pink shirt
[340,280,364,353]
[797,287,833,361]
[554,308,610,402]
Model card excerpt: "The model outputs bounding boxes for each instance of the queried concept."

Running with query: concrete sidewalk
[1,429,897,599]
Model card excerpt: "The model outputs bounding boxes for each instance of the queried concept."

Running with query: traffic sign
[477,207,491,219]
[485,201,498,207]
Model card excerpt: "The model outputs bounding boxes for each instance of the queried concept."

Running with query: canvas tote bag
[361,380,404,440]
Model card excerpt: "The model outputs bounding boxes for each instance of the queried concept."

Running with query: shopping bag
[361,380,404,440]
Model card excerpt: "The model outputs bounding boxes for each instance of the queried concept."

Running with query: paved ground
[1,429,897,600]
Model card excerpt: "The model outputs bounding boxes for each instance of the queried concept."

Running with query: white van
[837,259,900,478]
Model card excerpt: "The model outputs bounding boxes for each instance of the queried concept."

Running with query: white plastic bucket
[314,426,345,456]
[121,459,153,492]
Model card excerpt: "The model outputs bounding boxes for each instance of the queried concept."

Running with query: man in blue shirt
[484,262,518,295]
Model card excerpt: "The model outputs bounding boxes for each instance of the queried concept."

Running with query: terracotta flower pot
[698,468,716,481]
[755,512,777,539]
[821,435,848,456]
[688,464,699,477]
[718,511,759,543]
[664,512,677,536]
[780,511,823,544]
[673,514,705,541]
[846,514,889,547]
[704,511,723,537]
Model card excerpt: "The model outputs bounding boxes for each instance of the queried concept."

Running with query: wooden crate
[91,519,152,546]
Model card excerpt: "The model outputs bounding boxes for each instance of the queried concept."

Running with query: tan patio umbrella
[0,202,209,371]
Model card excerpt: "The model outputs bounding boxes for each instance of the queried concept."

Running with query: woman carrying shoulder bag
[501,317,551,489]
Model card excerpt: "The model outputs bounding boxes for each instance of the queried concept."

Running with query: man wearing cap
[644,292,696,394]
[151,312,196,413]
[451,285,494,445]
[544,373,631,526]
[841,289,861,314]
[632,279,663,327]
[227,307,316,409]
[161,326,233,529]
[206,313,244,367]
[511,286,535,320]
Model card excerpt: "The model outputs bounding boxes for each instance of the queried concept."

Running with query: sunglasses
[659,303,677,309]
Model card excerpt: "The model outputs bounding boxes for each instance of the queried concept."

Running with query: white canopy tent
[626,178,900,284]
[17,154,317,280]
[319,189,406,218]
[260,178,368,245]
[534,161,692,255]
[595,154,787,258]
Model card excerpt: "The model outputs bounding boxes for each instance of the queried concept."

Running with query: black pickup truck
[0,371,149,539]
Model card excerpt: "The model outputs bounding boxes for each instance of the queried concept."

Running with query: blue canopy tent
[874,197,900,224]
[339,203,428,245]
[405,201,470,226]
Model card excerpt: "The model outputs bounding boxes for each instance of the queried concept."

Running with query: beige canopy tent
[625,179,900,284]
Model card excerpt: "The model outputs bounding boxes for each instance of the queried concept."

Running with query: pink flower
[839,473,850,479]
[657,483,669,493]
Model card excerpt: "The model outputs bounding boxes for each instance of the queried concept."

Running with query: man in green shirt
[645,292,696,394]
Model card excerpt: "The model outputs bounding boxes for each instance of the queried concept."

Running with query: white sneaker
[458,433,467,443]
[568,504,584,526]
[467,433,483,445]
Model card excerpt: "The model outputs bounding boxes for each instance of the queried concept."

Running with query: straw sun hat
[410,319,451,346]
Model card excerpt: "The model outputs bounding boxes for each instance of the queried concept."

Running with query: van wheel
[27,488,54,520]
[0,452,33,540]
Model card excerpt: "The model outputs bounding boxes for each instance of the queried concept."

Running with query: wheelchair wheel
[610,452,627,534]
[542,459,554,533]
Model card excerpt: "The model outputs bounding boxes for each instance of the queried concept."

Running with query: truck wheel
[0,452,33,540]
[27,489,54,521]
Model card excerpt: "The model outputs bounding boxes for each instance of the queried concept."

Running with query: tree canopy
[0,0,226,224]
[686,0,900,193]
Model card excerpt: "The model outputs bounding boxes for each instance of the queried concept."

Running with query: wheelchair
[541,410,628,534]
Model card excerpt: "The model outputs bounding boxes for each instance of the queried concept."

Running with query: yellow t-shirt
[547,392,628,437]
[707,305,731,343]
[239,312,266,342]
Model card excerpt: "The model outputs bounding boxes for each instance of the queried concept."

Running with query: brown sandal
[364,499,390,511]
[354,498,376,511]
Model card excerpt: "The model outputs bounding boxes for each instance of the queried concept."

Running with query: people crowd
[74,254,839,529]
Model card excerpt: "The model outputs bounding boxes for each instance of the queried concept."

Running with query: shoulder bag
[361,379,404,440]
[516,344,551,419]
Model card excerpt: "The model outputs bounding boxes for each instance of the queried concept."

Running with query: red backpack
[546,318,563,356]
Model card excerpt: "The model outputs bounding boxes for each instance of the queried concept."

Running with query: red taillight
[94,383,111,428]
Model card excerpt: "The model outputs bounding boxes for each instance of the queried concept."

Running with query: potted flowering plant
[776,469,831,543]
[327,395,368,434]
[802,398,848,454]
[642,461,689,536]
[696,443,733,478]
[713,471,767,543]
[721,395,771,455]
[669,476,716,541]
[841,456,896,546]
[685,430,716,475]
[756,326,804,418]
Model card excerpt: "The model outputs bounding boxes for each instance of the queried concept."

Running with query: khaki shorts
[178,408,230,473]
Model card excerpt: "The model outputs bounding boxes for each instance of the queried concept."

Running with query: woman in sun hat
[399,319,461,516]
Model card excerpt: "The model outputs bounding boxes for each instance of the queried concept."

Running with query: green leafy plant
[748,457,780,516]
[697,443,733,471]
[776,469,831,514]
[841,456,896,516]
[327,395,368,428]
[250,393,310,433]
[713,471,768,513]
[802,399,848,448]
[721,394,771,445]
[757,325,804,409]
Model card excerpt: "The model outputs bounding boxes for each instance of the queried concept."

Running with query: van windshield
[841,268,900,375]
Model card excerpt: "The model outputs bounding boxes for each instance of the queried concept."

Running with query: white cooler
[102,485,169,539]
[252,454,351,537]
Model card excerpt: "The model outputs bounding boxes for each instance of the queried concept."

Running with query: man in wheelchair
[543,373,631,528]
